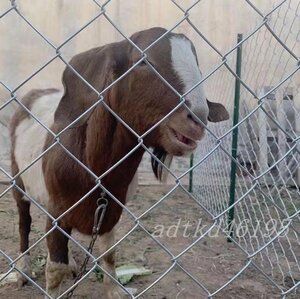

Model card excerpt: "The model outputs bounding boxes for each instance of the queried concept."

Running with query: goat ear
[54,42,127,127]
[207,99,230,122]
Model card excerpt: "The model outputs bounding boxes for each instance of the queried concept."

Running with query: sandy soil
[0,184,298,299]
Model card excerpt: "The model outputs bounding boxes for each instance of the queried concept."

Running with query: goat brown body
[43,107,144,236]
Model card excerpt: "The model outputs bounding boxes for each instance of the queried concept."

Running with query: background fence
[0,0,299,298]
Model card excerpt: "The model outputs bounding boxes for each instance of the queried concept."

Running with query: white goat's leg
[100,228,127,299]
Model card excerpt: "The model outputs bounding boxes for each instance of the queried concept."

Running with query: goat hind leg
[14,191,32,287]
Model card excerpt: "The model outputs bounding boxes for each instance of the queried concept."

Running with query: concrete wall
[0,0,274,95]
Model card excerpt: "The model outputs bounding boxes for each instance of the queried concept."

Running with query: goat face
[116,27,229,156]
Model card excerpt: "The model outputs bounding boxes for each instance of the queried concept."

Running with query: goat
[10,27,229,298]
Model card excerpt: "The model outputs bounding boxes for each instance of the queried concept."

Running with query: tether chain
[66,192,108,298]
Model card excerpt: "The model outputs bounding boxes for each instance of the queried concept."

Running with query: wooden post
[276,89,287,180]
[294,92,300,186]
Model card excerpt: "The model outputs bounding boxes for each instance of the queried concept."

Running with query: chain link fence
[0,0,299,298]
[192,0,300,296]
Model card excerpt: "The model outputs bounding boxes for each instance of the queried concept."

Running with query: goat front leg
[100,228,127,299]
[45,218,72,298]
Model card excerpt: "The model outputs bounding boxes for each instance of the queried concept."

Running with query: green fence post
[228,33,243,242]
[189,153,194,193]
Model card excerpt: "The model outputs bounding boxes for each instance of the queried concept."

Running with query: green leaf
[116,264,152,285]
[94,264,152,285]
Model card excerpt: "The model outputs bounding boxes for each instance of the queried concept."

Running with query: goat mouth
[170,128,197,150]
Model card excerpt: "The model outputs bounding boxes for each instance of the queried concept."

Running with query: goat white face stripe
[170,36,209,123]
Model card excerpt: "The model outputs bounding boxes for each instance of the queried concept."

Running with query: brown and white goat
[10,27,229,298]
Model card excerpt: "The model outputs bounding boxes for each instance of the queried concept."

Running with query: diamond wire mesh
[0,0,299,298]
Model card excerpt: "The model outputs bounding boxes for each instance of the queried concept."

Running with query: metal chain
[66,191,108,298]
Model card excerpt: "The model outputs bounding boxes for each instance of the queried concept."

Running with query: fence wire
[0,0,299,298]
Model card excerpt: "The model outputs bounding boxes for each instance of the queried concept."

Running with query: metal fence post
[227,33,243,241]
[189,153,194,192]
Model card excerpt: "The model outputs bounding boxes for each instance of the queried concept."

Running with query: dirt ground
[0,184,298,299]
